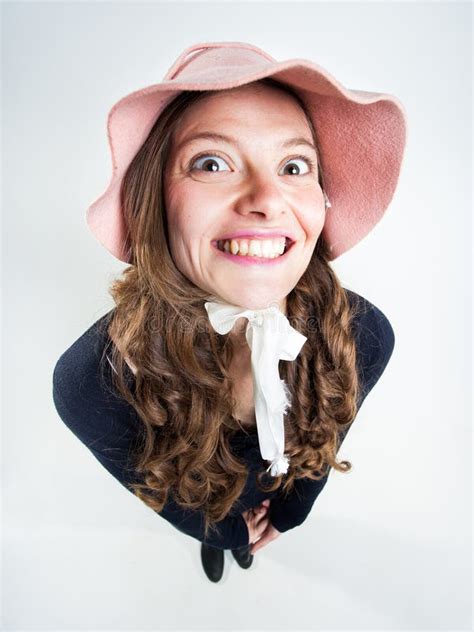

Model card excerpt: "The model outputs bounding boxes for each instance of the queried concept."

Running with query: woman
[52,41,406,583]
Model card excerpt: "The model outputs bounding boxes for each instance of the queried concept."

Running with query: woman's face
[163,83,326,311]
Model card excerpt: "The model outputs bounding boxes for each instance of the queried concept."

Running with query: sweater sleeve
[268,289,396,533]
[51,312,249,551]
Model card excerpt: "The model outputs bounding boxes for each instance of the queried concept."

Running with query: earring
[323,190,332,209]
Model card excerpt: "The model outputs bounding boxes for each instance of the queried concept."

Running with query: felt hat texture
[86,40,408,263]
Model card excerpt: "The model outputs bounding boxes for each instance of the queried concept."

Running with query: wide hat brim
[86,41,408,263]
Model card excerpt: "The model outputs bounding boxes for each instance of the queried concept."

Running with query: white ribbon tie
[204,301,307,476]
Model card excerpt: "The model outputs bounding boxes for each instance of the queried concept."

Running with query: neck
[227,297,288,349]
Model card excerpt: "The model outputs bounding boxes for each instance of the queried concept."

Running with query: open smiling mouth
[211,237,295,262]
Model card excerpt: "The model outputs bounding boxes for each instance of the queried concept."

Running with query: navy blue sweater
[52,289,395,550]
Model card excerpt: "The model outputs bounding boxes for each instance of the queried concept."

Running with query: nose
[234,169,288,221]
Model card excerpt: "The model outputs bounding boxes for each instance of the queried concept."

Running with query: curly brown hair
[101,77,362,539]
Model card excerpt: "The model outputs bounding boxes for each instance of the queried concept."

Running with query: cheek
[310,207,326,238]
[166,182,221,241]
[298,188,326,239]
[165,192,213,263]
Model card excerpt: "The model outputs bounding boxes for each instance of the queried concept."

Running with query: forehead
[171,84,313,150]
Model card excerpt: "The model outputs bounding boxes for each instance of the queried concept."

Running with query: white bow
[204,301,307,476]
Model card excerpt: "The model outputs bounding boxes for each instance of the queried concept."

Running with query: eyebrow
[175,131,317,154]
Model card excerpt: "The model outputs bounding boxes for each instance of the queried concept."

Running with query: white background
[2,1,472,630]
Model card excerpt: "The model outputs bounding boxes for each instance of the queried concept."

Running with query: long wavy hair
[101,77,363,539]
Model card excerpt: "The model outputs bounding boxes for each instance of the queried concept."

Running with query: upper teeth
[218,237,287,258]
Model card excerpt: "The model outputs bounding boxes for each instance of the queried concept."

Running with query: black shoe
[231,544,254,569]
[200,542,224,583]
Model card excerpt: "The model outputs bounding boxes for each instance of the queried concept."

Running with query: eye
[189,153,231,173]
[188,152,317,177]
[281,155,316,176]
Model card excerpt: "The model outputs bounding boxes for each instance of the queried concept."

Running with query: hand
[241,499,282,554]
[249,517,281,555]
[241,499,270,545]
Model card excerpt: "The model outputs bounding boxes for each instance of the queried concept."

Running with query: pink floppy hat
[86,40,408,263]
